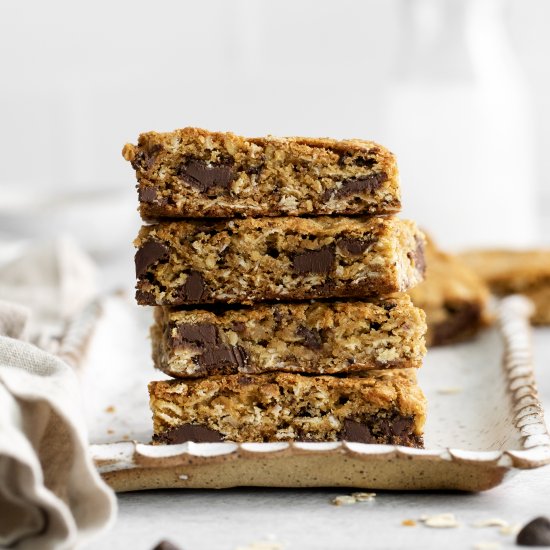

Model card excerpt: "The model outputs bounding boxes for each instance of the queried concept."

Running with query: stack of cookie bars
[123,128,428,447]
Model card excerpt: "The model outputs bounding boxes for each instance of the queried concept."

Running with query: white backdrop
[0,0,549,250]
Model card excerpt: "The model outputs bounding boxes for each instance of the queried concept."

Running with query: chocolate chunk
[237,375,254,385]
[197,345,248,369]
[177,159,234,194]
[175,323,219,347]
[342,419,376,443]
[139,185,166,205]
[139,186,157,203]
[293,246,334,274]
[135,241,170,278]
[135,289,156,305]
[153,424,223,444]
[296,326,323,350]
[333,171,387,199]
[391,416,414,437]
[431,303,482,346]
[376,416,414,439]
[178,271,205,302]
[337,238,371,255]
[132,144,162,171]
[230,321,246,333]
[354,156,377,168]
[517,517,550,546]
[152,540,182,550]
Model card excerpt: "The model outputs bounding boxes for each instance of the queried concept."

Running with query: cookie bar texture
[149,370,426,446]
[151,296,426,378]
[409,237,490,346]
[460,249,550,325]
[135,216,426,306]
[122,127,401,219]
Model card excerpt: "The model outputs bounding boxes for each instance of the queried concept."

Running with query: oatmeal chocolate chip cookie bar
[460,249,550,325]
[409,237,490,346]
[122,127,401,220]
[149,370,426,446]
[151,295,427,378]
[134,216,426,306]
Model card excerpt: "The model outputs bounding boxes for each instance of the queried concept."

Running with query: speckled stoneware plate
[72,295,550,493]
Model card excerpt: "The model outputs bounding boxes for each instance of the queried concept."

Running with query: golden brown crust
[149,370,426,444]
[151,296,427,377]
[409,236,491,345]
[134,216,426,306]
[123,127,401,219]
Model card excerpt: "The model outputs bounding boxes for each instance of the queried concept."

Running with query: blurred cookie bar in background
[460,249,550,325]
[409,236,491,346]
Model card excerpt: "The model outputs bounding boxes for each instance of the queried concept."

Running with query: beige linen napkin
[0,239,116,549]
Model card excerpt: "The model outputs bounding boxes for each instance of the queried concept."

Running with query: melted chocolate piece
[197,345,248,369]
[177,159,234,194]
[296,326,323,350]
[333,171,387,199]
[153,424,223,444]
[175,323,219,346]
[517,517,550,546]
[178,271,205,302]
[337,238,371,255]
[342,419,376,443]
[135,289,156,305]
[377,416,414,438]
[293,246,334,274]
[135,241,170,278]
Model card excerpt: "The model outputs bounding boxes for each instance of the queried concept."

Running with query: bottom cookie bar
[149,371,426,447]
[409,236,490,346]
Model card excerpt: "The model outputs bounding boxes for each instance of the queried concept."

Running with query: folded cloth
[0,237,97,346]
[0,253,115,548]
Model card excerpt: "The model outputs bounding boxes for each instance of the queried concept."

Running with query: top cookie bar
[122,127,401,219]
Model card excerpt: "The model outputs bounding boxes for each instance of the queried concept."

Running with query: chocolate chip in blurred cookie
[152,540,183,550]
